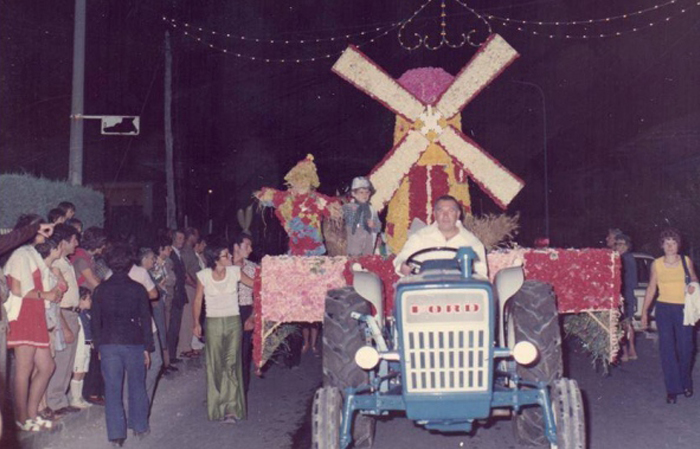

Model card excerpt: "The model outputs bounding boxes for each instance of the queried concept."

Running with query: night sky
[2,1,699,254]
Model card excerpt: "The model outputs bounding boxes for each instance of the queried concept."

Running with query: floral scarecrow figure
[254,154,339,256]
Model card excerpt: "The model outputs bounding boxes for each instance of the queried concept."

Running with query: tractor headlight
[355,346,380,370]
[513,341,538,366]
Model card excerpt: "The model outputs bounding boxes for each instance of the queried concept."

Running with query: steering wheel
[405,247,458,274]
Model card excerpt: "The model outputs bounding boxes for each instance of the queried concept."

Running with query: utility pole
[68,0,86,185]
[164,31,177,230]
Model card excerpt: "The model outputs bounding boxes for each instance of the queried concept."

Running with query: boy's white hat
[351,176,373,192]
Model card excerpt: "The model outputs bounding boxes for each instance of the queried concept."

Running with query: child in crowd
[57,201,76,221]
[343,177,381,256]
[48,208,67,225]
[35,238,66,424]
[39,239,68,355]
[70,287,93,409]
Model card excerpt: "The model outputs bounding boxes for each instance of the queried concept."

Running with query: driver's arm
[393,233,423,276]
[473,241,489,279]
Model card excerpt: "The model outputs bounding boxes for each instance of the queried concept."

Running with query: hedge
[0,174,104,229]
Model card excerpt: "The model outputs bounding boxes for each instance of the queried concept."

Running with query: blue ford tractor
[313,247,585,449]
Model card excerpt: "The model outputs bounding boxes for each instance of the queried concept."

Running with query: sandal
[16,419,42,432]
[34,416,53,430]
[221,415,239,424]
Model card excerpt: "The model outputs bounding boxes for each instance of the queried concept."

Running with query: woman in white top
[192,242,253,423]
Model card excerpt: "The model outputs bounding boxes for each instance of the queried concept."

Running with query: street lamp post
[68,0,86,185]
[513,80,548,240]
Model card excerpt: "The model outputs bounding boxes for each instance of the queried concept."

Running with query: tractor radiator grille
[405,329,488,393]
[400,288,491,394]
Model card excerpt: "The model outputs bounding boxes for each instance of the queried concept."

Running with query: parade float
[253,34,621,372]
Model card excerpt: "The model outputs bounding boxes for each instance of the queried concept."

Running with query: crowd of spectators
[0,202,259,446]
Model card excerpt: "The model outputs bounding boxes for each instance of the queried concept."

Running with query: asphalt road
[38,353,322,449]
[22,331,700,449]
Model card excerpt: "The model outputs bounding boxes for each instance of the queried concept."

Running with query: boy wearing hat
[343,177,381,256]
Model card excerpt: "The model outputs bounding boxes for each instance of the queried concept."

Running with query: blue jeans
[100,344,149,440]
[656,302,694,394]
[126,331,163,408]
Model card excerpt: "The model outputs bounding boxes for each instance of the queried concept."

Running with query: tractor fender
[351,267,384,326]
[494,265,525,346]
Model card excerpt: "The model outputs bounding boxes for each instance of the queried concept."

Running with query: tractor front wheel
[550,378,586,449]
[312,386,342,449]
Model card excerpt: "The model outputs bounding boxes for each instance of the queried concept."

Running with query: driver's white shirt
[393,221,488,277]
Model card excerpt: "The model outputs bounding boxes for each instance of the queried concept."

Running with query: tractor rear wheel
[507,281,563,447]
[551,379,585,449]
[312,386,342,449]
[323,287,376,448]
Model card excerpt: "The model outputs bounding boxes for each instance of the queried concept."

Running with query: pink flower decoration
[397,67,455,105]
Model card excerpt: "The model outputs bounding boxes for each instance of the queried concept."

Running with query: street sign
[100,116,140,135]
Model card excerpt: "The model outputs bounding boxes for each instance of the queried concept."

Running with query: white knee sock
[69,379,88,407]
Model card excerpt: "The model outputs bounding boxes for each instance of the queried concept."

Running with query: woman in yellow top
[641,229,698,404]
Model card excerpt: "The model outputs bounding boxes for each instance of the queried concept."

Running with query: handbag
[680,255,700,325]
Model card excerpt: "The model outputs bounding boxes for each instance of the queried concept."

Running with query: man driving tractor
[393,195,488,278]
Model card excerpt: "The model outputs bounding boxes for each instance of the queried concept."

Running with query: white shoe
[33,416,53,430]
[16,419,42,432]
[69,379,92,409]
[70,397,92,409]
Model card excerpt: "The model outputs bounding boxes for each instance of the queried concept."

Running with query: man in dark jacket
[616,234,638,362]
[92,243,153,446]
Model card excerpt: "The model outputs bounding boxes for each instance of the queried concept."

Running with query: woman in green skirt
[192,242,254,423]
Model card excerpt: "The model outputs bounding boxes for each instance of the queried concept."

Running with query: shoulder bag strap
[681,254,691,285]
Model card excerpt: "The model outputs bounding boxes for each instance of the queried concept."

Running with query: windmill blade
[437,126,524,209]
[333,45,426,122]
[369,130,431,211]
[435,34,519,119]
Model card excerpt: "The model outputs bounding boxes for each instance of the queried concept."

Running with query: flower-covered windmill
[332,34,525,254]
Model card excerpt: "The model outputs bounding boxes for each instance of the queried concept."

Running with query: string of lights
[483,0,681,26]
[398,0,492,50]
[164,16,402,63]
[163,0,700,61]
[162,16,401,45]
[453,0,492,46]
[486,0,700,39]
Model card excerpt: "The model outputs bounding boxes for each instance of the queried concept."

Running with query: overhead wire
[110,59,161,186]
